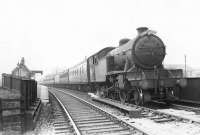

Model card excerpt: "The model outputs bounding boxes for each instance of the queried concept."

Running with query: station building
[12,57,43,79]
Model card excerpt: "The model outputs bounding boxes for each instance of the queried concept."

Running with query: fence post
[32,81,34,103]
[22,80,27,110]
[20,78,26,133]
[10,76,12,90]
[1,74,4,88]
[0,99,3,131]
[30,81,33,106]
[25,80,28,110]
[27,80,30,108]
[20,96,25,133]
[35,81,37,102]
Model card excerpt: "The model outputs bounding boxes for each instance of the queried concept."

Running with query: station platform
[92,97,141,118]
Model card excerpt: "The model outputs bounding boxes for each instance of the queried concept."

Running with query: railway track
[170,103,200,112]
[148,100,200,124]
[152,100,200,112]
[50,87,200,124]
[49,88,149,135]
[49,92,76,134]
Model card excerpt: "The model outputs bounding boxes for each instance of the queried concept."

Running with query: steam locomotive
[43,27,186,105]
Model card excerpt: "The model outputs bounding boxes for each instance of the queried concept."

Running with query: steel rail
[170,103,200,111]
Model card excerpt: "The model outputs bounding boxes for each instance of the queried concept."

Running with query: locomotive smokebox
[108,27,166,70]
[132,28,166,69]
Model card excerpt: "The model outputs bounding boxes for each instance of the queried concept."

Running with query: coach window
[93,57,98,65]
[95,58,98,64]
[93,57,95,64]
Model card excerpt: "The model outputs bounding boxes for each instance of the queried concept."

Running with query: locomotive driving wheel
[134,88,144,106]
[119,90,127,104]
[134,88,151,106]
[174,86,181,100]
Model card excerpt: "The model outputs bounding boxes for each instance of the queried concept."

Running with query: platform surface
[92,97,140,118]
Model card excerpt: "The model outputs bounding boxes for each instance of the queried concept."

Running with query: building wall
[12,66,30,78]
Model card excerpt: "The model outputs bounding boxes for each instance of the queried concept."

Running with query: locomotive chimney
[136,27,148,34]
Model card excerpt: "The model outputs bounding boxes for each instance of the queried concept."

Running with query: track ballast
[49,88,148,135]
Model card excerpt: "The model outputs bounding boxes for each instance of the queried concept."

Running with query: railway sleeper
[83,127,130,134]
[78,121,115,127]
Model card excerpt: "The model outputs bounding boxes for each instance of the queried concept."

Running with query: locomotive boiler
[104,27,186,105]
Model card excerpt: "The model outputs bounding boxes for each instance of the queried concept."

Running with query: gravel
[25,103,54,135]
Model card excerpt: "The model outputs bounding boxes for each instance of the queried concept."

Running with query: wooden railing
[2,73,37,110]
[0,73,38,133]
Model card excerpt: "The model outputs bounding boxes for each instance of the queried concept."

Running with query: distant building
[164,64,200,78]
[12,57,43,79]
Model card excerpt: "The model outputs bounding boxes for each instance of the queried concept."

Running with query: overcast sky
[0,0,200,76]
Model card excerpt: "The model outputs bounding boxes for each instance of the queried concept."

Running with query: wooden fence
[2,73,37,109]
[0,73,38,133]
